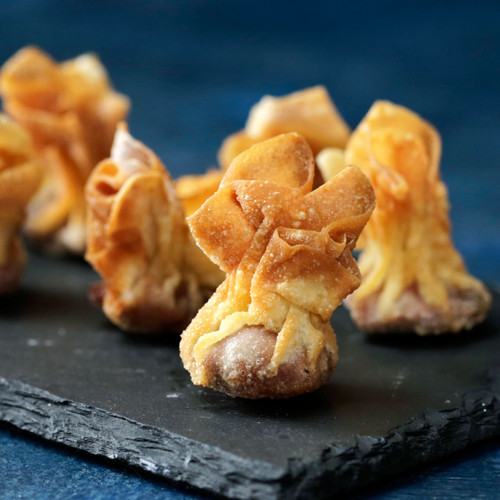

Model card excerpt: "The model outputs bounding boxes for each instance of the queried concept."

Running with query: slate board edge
[1,371,500,500]
[287,366,500,499]
[0,377,287,500]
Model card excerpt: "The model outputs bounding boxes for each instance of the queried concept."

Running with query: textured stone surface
[0,253,499,499]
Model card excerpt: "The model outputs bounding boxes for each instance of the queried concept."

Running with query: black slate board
[0,253,499,499]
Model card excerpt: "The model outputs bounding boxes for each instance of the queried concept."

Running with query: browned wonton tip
[218,85,351,169]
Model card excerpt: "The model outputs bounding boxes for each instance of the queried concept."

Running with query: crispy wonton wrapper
[180,133,375,398]
[85,125,217,333]
[175,170,226,290]
[175,169,225,218]
[0,47,130,254]
[0,114,41,294]
[175,86,351,218]
[345,101,491,335]
[218,85,351,169]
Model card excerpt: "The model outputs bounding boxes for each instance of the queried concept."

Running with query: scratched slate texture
[0,0,499,499]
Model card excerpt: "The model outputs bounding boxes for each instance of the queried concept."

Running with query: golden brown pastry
[180,133,375,398]
[218,85,351,169]
[0,46,130,254]
[345,101,491,335]
[85,125,214,333]
[0,114,41,294]
[316,147,347,181]
[174,170,227,290]
[175,169,224,217]
[175,85,351,224]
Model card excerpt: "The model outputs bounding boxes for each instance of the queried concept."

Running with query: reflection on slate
[0,253,499,499]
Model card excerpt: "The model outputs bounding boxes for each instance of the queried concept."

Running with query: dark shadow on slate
[0,252,499,499]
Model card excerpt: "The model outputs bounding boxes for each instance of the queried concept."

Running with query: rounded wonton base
[202,325,337,399]
[347,284,492,336]
[89,281,210,334]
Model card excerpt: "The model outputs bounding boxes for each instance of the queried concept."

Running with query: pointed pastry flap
[188,184,256,273]
[111,124,166,177]
[106,171,168,243]
[0,46,59,98]
[348,100,442,179]
[305,165,375,237]
[220,133,315,194]
[217,130,258,170]
[245,85,351,153]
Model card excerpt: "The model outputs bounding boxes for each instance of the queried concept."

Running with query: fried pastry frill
[0,114,41,294]
[180,133,375,398]
[85,125,216,333]
[175,85,351,216]
[345,101,491,335]
[0,47,130,254]
[219,85,351,169]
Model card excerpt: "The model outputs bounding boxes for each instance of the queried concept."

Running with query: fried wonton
[218,85,351,169]
[0,46,130,254]
[180,133,375,398]
[345,101,491,335]
[85,125,215,333]
[175,86,350,224]
[0,114,41,294]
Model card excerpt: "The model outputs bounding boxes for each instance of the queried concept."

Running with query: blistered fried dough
[218,86,351,169]
[85,126,210,333]
[0,114,41,294]
[180,133,375,398]
[345,101,491,335]
[0,47,130,254]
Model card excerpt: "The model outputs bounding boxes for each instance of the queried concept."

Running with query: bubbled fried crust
[0,47,129,254]
[345,101,491,334]
[85,125,210,333]
[0,114,41,294]
[218,86,351,170]
[180,133,375,398]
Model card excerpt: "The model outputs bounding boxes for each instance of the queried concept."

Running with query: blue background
[1,1,499,498]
